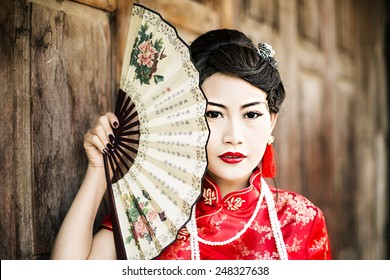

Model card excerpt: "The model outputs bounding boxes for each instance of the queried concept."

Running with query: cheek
[247,123,272,159]
[249,134,268,162]
[248,117,271,134]
[251,126,270,143]
[205,125,219,151]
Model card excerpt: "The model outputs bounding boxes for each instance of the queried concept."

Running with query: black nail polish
[107,143,115,151]
[109,134,115,144]
[113,121,119,129]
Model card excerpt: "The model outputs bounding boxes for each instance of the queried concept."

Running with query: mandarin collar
[199,168,262,212]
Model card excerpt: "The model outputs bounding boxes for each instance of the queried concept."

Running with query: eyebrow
[207,101,267,109]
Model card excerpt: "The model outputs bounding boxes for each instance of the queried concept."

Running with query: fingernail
[109,134,115,144]
[107,143,115,151]
[113,121,119,129]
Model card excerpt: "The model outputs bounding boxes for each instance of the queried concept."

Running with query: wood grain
[30,1,112,257]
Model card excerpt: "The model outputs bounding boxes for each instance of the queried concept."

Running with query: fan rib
[115,89,126,115]
[118,137,139,145]
[118,93,132,117]
[115,144,136,164]
[121,120,140,132]
[122,110,138,127]
[121,129,140,136]
[121,102,135,121]
[111,152,125,181]
[115,150,131,171]
[107,154,119,183]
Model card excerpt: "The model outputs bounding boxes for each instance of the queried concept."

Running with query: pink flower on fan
[137,40,157,67]
[147,209,157,221]
[134,217,148,236]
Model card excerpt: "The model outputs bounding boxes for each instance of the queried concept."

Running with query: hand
[83,112,119,168]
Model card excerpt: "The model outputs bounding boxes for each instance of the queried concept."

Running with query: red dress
[101,169,332,260]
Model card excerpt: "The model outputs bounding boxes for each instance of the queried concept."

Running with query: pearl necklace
[262,178,288,260]
[187,178,288,260]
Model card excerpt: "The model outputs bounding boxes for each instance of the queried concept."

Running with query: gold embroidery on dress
[211,214,227,231]
[203,188,217,205]
[226,197,246,211]
[177,228,189,241]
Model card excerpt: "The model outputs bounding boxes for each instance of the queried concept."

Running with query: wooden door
[0,0,133,259]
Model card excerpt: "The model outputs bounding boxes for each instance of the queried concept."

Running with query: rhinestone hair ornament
[257,43,277,68]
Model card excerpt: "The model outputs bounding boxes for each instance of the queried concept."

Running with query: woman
[50,29,331,260]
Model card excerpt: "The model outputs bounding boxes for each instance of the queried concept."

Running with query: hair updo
[189,29,286,114]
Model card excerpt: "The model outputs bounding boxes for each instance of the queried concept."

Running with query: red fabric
[101,169,332,260]
[100,214,113,231]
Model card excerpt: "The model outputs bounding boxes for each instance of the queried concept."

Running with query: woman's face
[202,73,277,190]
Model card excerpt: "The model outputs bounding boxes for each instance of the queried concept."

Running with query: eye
[244,111,263,119]
[206,110,223,119]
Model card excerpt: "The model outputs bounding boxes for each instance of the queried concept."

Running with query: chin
[208,166,253,183]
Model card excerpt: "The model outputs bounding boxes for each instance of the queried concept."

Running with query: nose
[223,119,244,145]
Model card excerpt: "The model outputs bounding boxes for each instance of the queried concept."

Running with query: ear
[270,113,278,132]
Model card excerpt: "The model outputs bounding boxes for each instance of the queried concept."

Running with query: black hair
[190,29,286,114]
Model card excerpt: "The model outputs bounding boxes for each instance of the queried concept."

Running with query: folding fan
[103,4,209,260]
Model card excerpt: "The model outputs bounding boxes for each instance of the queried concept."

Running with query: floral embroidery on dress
[257,250,280,260]
[276,192,317,228]
[226,197,245,211]
[160,237,190,260]
[233,237,281,260]
[309,235,329,253]
[197,214,227,235]
[203,188,217,205]
[210,214,227,231]
[232,239,251,258]
[250,220,273,244]
[177,227,190,241]
[285,234,305,253]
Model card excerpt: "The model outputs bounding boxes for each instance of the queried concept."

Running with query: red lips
[219,152,246,164]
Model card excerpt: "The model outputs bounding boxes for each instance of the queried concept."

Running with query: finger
[106,112,119,129]
[94,124,115,154]
[95,115,115,143]
[84,130,107,154]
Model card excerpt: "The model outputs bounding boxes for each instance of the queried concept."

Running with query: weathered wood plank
[73,0,117,12]
[0,0,18,260]
[30,1,112,257]
[0,0,34,260]
[13,0,35,260]
[112,0,134,90]
[297,0,321,46]
[246,0,279,29]
[138,0,218,35]
[354,0,387,259]
[214,0,235,28]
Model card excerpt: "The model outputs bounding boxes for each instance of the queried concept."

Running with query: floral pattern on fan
[122,193,158,244]
[130,22,166,85]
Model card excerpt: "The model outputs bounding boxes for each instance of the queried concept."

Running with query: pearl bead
[188,178,288,260]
